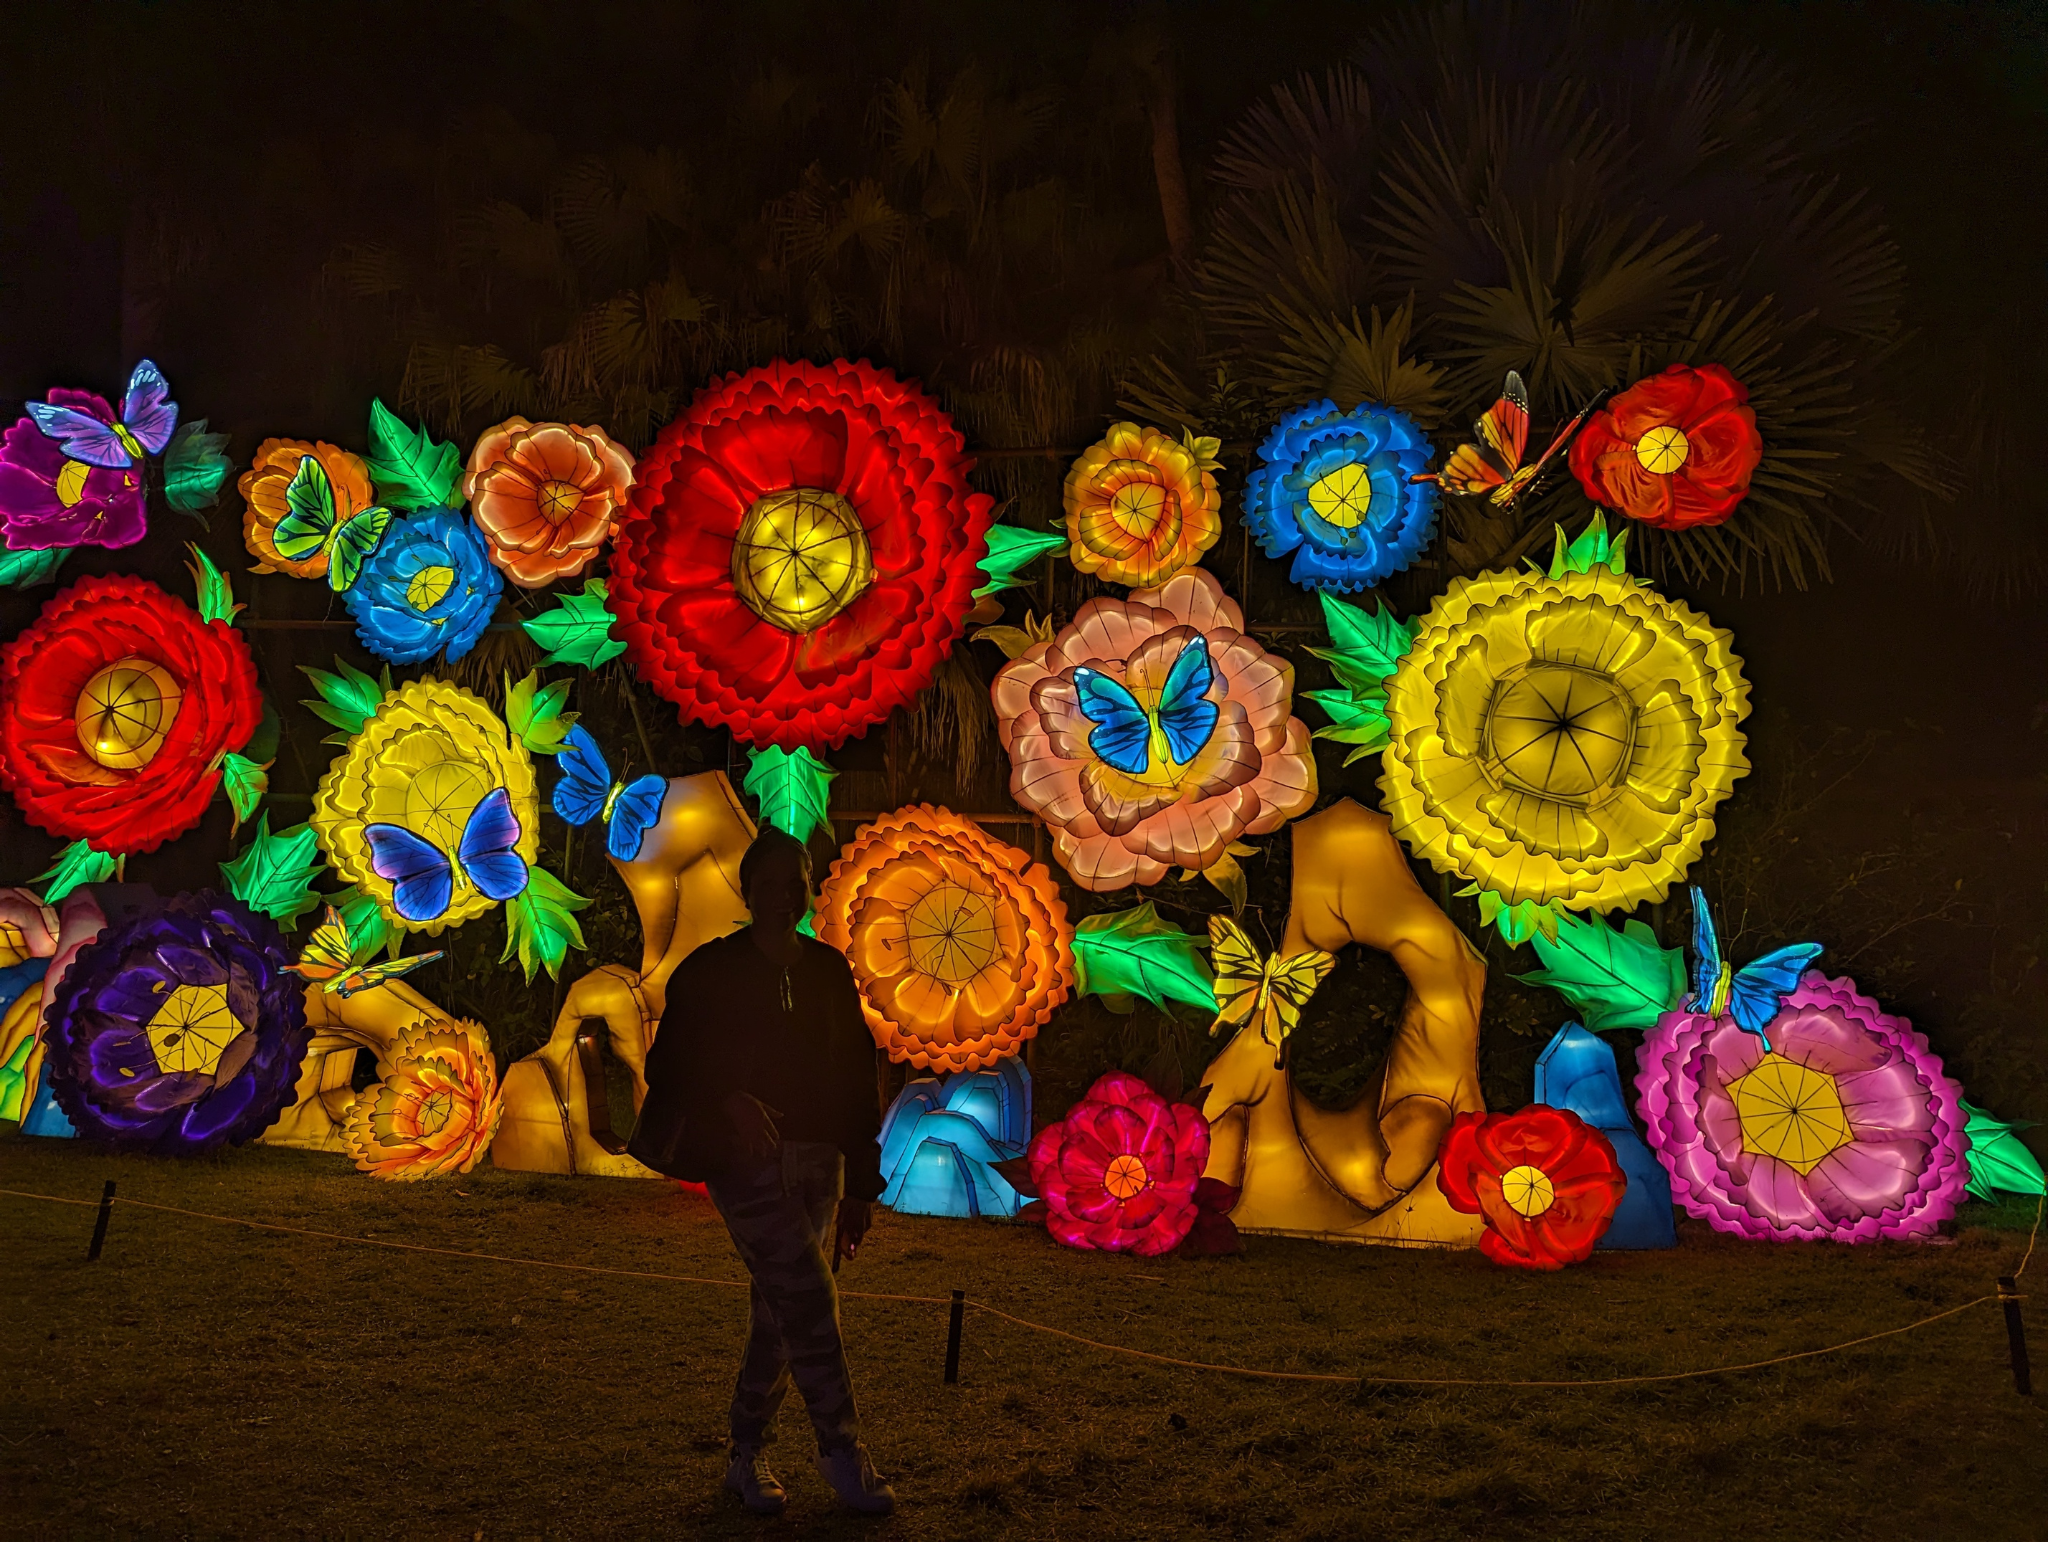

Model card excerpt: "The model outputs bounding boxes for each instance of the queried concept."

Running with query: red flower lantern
[610,359,994,750]
[0,577,263,853]
[1437,1106,1626,1271]
[1567,364,1763,530]
[1027,1070,1209,1257]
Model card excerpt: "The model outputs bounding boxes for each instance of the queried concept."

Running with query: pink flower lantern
[1636,973,1968,1242]
[1027,1071,1209,1256]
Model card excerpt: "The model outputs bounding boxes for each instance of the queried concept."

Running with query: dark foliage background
[0,0,2041,1157]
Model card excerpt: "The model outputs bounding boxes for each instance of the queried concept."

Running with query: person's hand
[722,1091,781,1165]
[834,1197,872,1266]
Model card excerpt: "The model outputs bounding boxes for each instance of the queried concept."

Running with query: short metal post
[1999,1276,2031,1396]
[943,1289,965,1385]
[86,1180,116,1261]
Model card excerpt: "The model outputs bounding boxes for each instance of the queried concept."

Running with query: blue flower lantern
[1242,399,1438,592]
[878,1059,1032,1219]
[345,506,502,666]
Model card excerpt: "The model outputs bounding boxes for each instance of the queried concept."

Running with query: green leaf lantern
[34,839,118,904]
[365,398,465,511]
[1517,910,1687,1033]
[0,546,70,591]
[503,867,592,981]
[974,524,1068,598]
[299,657,389,744]
[163,419,234,513]
[504,670,577,756]
[1960,1102,2047,1201]
[1072,902,1217,1013]
[219,814,327,928]
[522,578,627,669]
[743,745,836,846]
[1304,592,1415,765]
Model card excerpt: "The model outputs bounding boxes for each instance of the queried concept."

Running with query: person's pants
[706,1141,861,1454]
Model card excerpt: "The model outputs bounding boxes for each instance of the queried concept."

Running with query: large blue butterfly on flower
[28,360,179,467]
[551,726,666,861]
[1071,636,1219,777]
[365,787,531,923]
[1685,885,1822,1051]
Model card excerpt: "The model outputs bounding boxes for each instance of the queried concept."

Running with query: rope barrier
[2,1184,2036,1393]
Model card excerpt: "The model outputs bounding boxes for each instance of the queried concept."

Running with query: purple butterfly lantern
[41,890,311,1154]
[0,361,177,551]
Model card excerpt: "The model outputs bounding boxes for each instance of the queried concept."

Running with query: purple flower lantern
[0,391,149,551]
[42,891,311,1153]
[1636,972,1968,1242]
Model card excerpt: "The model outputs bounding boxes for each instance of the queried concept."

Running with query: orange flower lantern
[1063,422,1223,588]
[815,805,1074,1073]
[342,1018,504,1180]
[463,417,637,588]
[240,439,379,580]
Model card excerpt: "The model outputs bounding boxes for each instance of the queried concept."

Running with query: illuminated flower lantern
[464,417,636,588]
[1568,364,1763,530]
[1379,525,1749,937]
[345,507,503,665]
[1028,1070,1209,1256]
[0,577,262,854]
[311,678,540,935]
[40,891,311,1154]
[1063,422,1222,588]
[816,805,1073,1072]
[1636,973,1969,1242]
[1437,1106,1627,1270]
[609,359,994,750]
[240,439,381,579]
[343,1018,504,1180]
[1242,399,1438,592]
[0,392,149,551]
[992,567,1317,891]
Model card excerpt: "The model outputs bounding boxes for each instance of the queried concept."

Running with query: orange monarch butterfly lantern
[1412,371,1607,509]
[815,805,1074,1073]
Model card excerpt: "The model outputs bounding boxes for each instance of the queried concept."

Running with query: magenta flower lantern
[1027,1070,1209,1256]
[0,391,149,551]
[1635,972,1968,1242]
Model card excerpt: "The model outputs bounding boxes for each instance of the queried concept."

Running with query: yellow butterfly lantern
[1206,915,1335,1067]
[286,904,444,999]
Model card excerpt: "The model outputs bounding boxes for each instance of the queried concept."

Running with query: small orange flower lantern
[343,1019,504,1180]
[464,417,637,588]
[1063,422,1223,588]
[240,439,380,580]
[816,805,1074,1073]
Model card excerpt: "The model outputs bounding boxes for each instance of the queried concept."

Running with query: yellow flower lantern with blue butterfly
[992,568,1317,891]
[310,678,540,935]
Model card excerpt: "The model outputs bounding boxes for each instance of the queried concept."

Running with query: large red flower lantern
[1027,1070,1209,1256]
[815,805,1073,1073]
[1437,1106,1627,1271]
[0,577,263,853]
[610,359,994,749]
[1567,363,1763,530]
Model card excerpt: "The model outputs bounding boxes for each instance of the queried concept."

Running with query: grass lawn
[3,1131,2043,1540]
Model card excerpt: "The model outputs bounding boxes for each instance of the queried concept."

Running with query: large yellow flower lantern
[311,678,541,935]
[815,805,1074,1073]
[1378,529,1750,930]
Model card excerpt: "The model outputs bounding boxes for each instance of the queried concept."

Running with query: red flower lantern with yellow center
[0,576,263,853]
[815,804,1073,1072]
[1567,363,1763,530]
[1437,1106,1627,1270]
[610,359,994,750]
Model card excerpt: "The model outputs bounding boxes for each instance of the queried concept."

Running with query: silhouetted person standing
[634,826,894,1517]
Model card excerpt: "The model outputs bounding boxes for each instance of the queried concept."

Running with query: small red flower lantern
[1437,1106,1626,1270]
[1027,1070,1209,1257]
[1568,363,1763,530]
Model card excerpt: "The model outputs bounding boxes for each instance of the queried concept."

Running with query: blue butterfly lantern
[344,507,503,666]
[1241,399,1438,593]
[552,727,666,861]
[1534,1024,1674,1250]
[366,786,530,925]
[1685,886,1822,1050]
[878,1059,1032,1219]
[1072,635,1219,776]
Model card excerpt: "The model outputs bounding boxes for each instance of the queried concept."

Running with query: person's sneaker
[723,1446,786,1515]
[815,1442,895,1515]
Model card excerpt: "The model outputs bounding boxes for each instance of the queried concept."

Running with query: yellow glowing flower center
[1484,664,1636,804]
[406,564,456,613]
[1729,1052,1853,1174]
[731,488,875,634]
[413,1088,456,1137]
[1635,425,1691,475]
[402,759,494,856]
[1307,461,1375,530]
[903,882,1002,987]
[536,479,586,524]
[145,983,245,1076]
[1499,1163,1556,1218]
[74,657,184,771]
[1103,1152,1151,1201]
[1105,476,1179,545]
[57,458,91,507]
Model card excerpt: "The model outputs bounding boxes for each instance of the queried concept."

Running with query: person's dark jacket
[633,928,884,1200]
